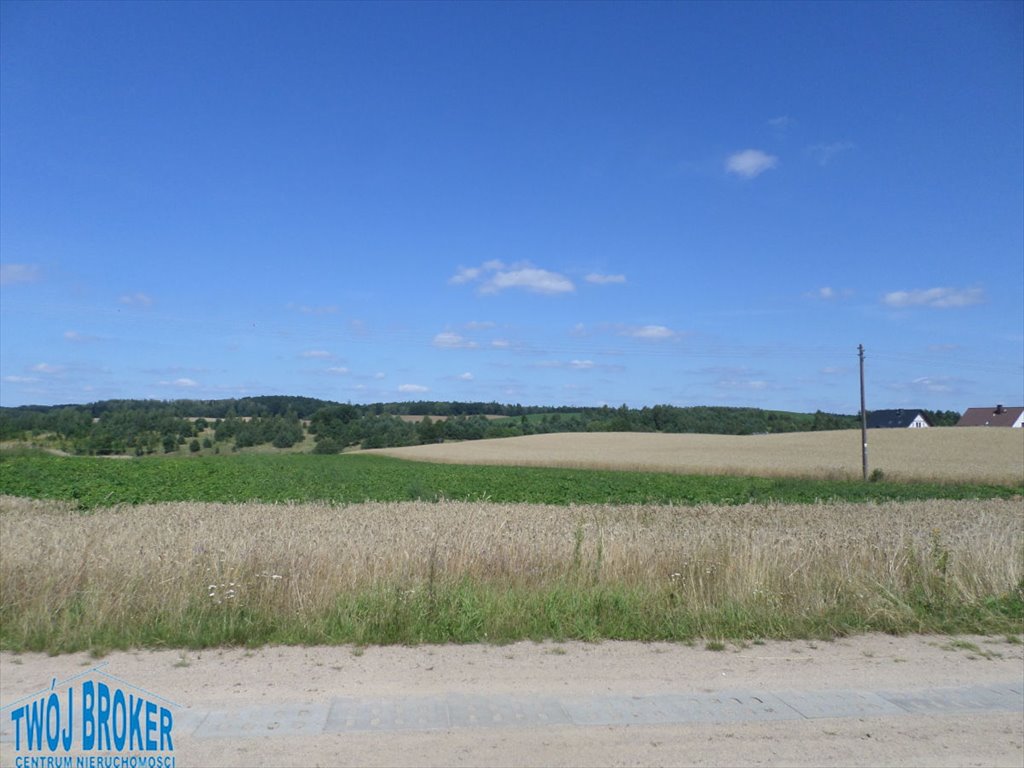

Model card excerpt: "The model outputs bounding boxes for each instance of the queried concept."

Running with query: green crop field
[0,451,1019,509]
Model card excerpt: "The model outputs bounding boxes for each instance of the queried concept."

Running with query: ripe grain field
[371,427,1024,484]
[1,495,1021,653]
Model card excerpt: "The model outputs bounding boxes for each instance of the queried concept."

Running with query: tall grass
[1,496,1020,652]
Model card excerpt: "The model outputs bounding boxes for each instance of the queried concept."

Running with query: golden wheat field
[371,427,1024,484]
[2,495,1022,632]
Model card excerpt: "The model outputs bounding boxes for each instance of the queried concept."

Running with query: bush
[312,438,343,455]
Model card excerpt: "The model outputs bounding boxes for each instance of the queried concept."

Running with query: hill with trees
[0,397,957,456]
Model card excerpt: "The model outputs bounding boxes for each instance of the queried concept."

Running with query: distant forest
[0,397,961,456]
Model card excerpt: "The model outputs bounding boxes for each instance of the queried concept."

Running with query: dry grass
[1,495,1021,649]
[370,427,1024,484]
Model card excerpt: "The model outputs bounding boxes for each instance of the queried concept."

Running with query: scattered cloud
[326,366,350,375]
[820,366,850,375]
[882,286,984,309]
[621,324,679,340]
[483,267,574,295]
[725,149,779,179]
[886,375,966,395]
[301,349,333,359]
[585,273,626,285]
[398,383,429,393]
[910,376,954,393]
[64,330,101,343]
[718,378,771,391]
[806,141,855,166]
[159,377,199,388]
[4,375,39,383]
[0,263,41,285]
[433,332,479,349]
[805,286,853,301]
[491,339,512,349]
[464,320,495,330]
[449,266,483,285]
[530,358,624,373]
[119,292,154,307]
[703,366,774,392]
[30,363,65,374]
[457,372,474,381]
[450,261,575,295]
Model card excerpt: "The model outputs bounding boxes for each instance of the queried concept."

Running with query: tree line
[0,397,961,456]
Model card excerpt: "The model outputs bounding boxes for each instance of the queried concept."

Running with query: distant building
[956,405,1024,428]
[866,409,931,429]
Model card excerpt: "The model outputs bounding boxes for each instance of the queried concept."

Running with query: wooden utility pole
[859,344,868,481]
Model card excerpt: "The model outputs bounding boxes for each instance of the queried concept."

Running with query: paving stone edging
[181,681,1024,739]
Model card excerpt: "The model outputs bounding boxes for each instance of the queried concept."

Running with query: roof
[956,406,1024,427]
[866,409,930,429]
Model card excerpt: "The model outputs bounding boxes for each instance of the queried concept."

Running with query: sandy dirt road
[2,634,1022,768]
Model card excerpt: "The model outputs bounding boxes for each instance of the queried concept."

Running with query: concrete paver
[155,680,1024,740]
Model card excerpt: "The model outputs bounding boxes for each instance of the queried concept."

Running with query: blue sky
[1,1,1021,412]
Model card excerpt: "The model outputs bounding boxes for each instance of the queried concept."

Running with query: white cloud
[725,149,779,179]
[31,363,64,374]
[482,267,574,295]
[464,320,495,330]
[301,349,333,359]
[768,115,793,129]
[0,263,41,285]
[451,261,574,295]
[398,383,429,393]
[887,375,965,395]
[806,141,855,166]
[64,330,100,343]
[570,360,595,370]
[433,332,478,349]
[805,286,853,301]
[882,287,985,309]
[623,324,678,340]
[585,273,626,285]
[458,372,474,381]
[449,267,482,285]
[4,375,39,383]
[158,377,199,388]
[491,339,511,349]
[119,292,154,306]
[911,376,953,393]
[327,366,350,374]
